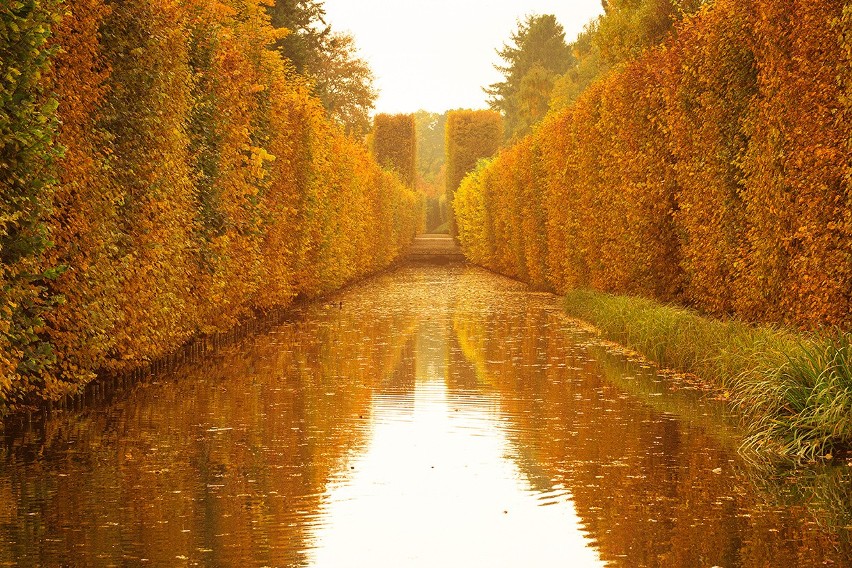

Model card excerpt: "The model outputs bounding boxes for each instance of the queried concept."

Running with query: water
[1,265,851,566]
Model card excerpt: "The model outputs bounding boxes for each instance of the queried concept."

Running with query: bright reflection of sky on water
[307,320,606,567]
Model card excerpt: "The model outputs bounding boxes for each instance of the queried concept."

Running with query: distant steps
[404,234,466,263]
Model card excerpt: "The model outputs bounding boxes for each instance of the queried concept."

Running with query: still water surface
[1,265,851,566]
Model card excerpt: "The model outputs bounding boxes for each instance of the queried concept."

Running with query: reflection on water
[307,318,604,567]
[0,265,850,566]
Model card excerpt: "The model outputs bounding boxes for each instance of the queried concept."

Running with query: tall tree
[549,23,605,110]
[551,0,705,110]
[486,14,572,140]
[268,1,375,136]
[595,0,703,65]
[312,32,377,136]
[268,0,329,74]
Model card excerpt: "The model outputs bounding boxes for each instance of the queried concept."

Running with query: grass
[563,289,852,462]
[737,335,852,461]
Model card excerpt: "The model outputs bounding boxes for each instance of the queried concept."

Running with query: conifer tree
[486,15,572,139]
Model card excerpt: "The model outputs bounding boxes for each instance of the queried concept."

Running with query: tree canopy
[485,14,572,140]
[550,0,705,110]
[268,0,330,74]
[595,0,704,65]
[312,32,377,136]
[268,0,375,135]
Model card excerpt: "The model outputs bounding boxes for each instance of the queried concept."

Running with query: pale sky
[321,0,605,115]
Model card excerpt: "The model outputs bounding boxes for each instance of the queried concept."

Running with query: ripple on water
[0,265,849,567]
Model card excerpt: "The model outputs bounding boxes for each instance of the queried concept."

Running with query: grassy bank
[563,289,852,462]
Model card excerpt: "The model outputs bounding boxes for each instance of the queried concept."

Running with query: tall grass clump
[564,290,852,461]
[737,335,852,461]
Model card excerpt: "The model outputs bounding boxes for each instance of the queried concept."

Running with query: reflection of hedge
[450,286,846,565]
[372,113,417,187]
[444,110,502,234]
[1,292,422,564]
[0,0,419,410]
[456,0,852,329]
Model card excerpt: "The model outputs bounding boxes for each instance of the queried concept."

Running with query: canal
[1,264,850,566]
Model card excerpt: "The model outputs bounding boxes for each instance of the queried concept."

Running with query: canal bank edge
[561,289,852,464]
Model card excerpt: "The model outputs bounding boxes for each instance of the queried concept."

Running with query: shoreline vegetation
[452,0,851,464]
[562,289,852,463]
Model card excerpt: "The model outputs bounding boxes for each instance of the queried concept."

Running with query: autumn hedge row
[455,0,852,329]
[444,110,502,235]
[371,113,416,187]
[0,0,421,410]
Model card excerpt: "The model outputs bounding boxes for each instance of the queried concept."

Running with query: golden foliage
[455,0,851,329]
[43,0,117,395]
[99,0,198,369]
[371,113,417,188]
[737,0,851,327]
[444,110,502,235]
[0,0,420,410]
[661,0,754,314]
[0,0,63,401]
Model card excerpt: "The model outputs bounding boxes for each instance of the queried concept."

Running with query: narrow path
[405,233,465,263]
